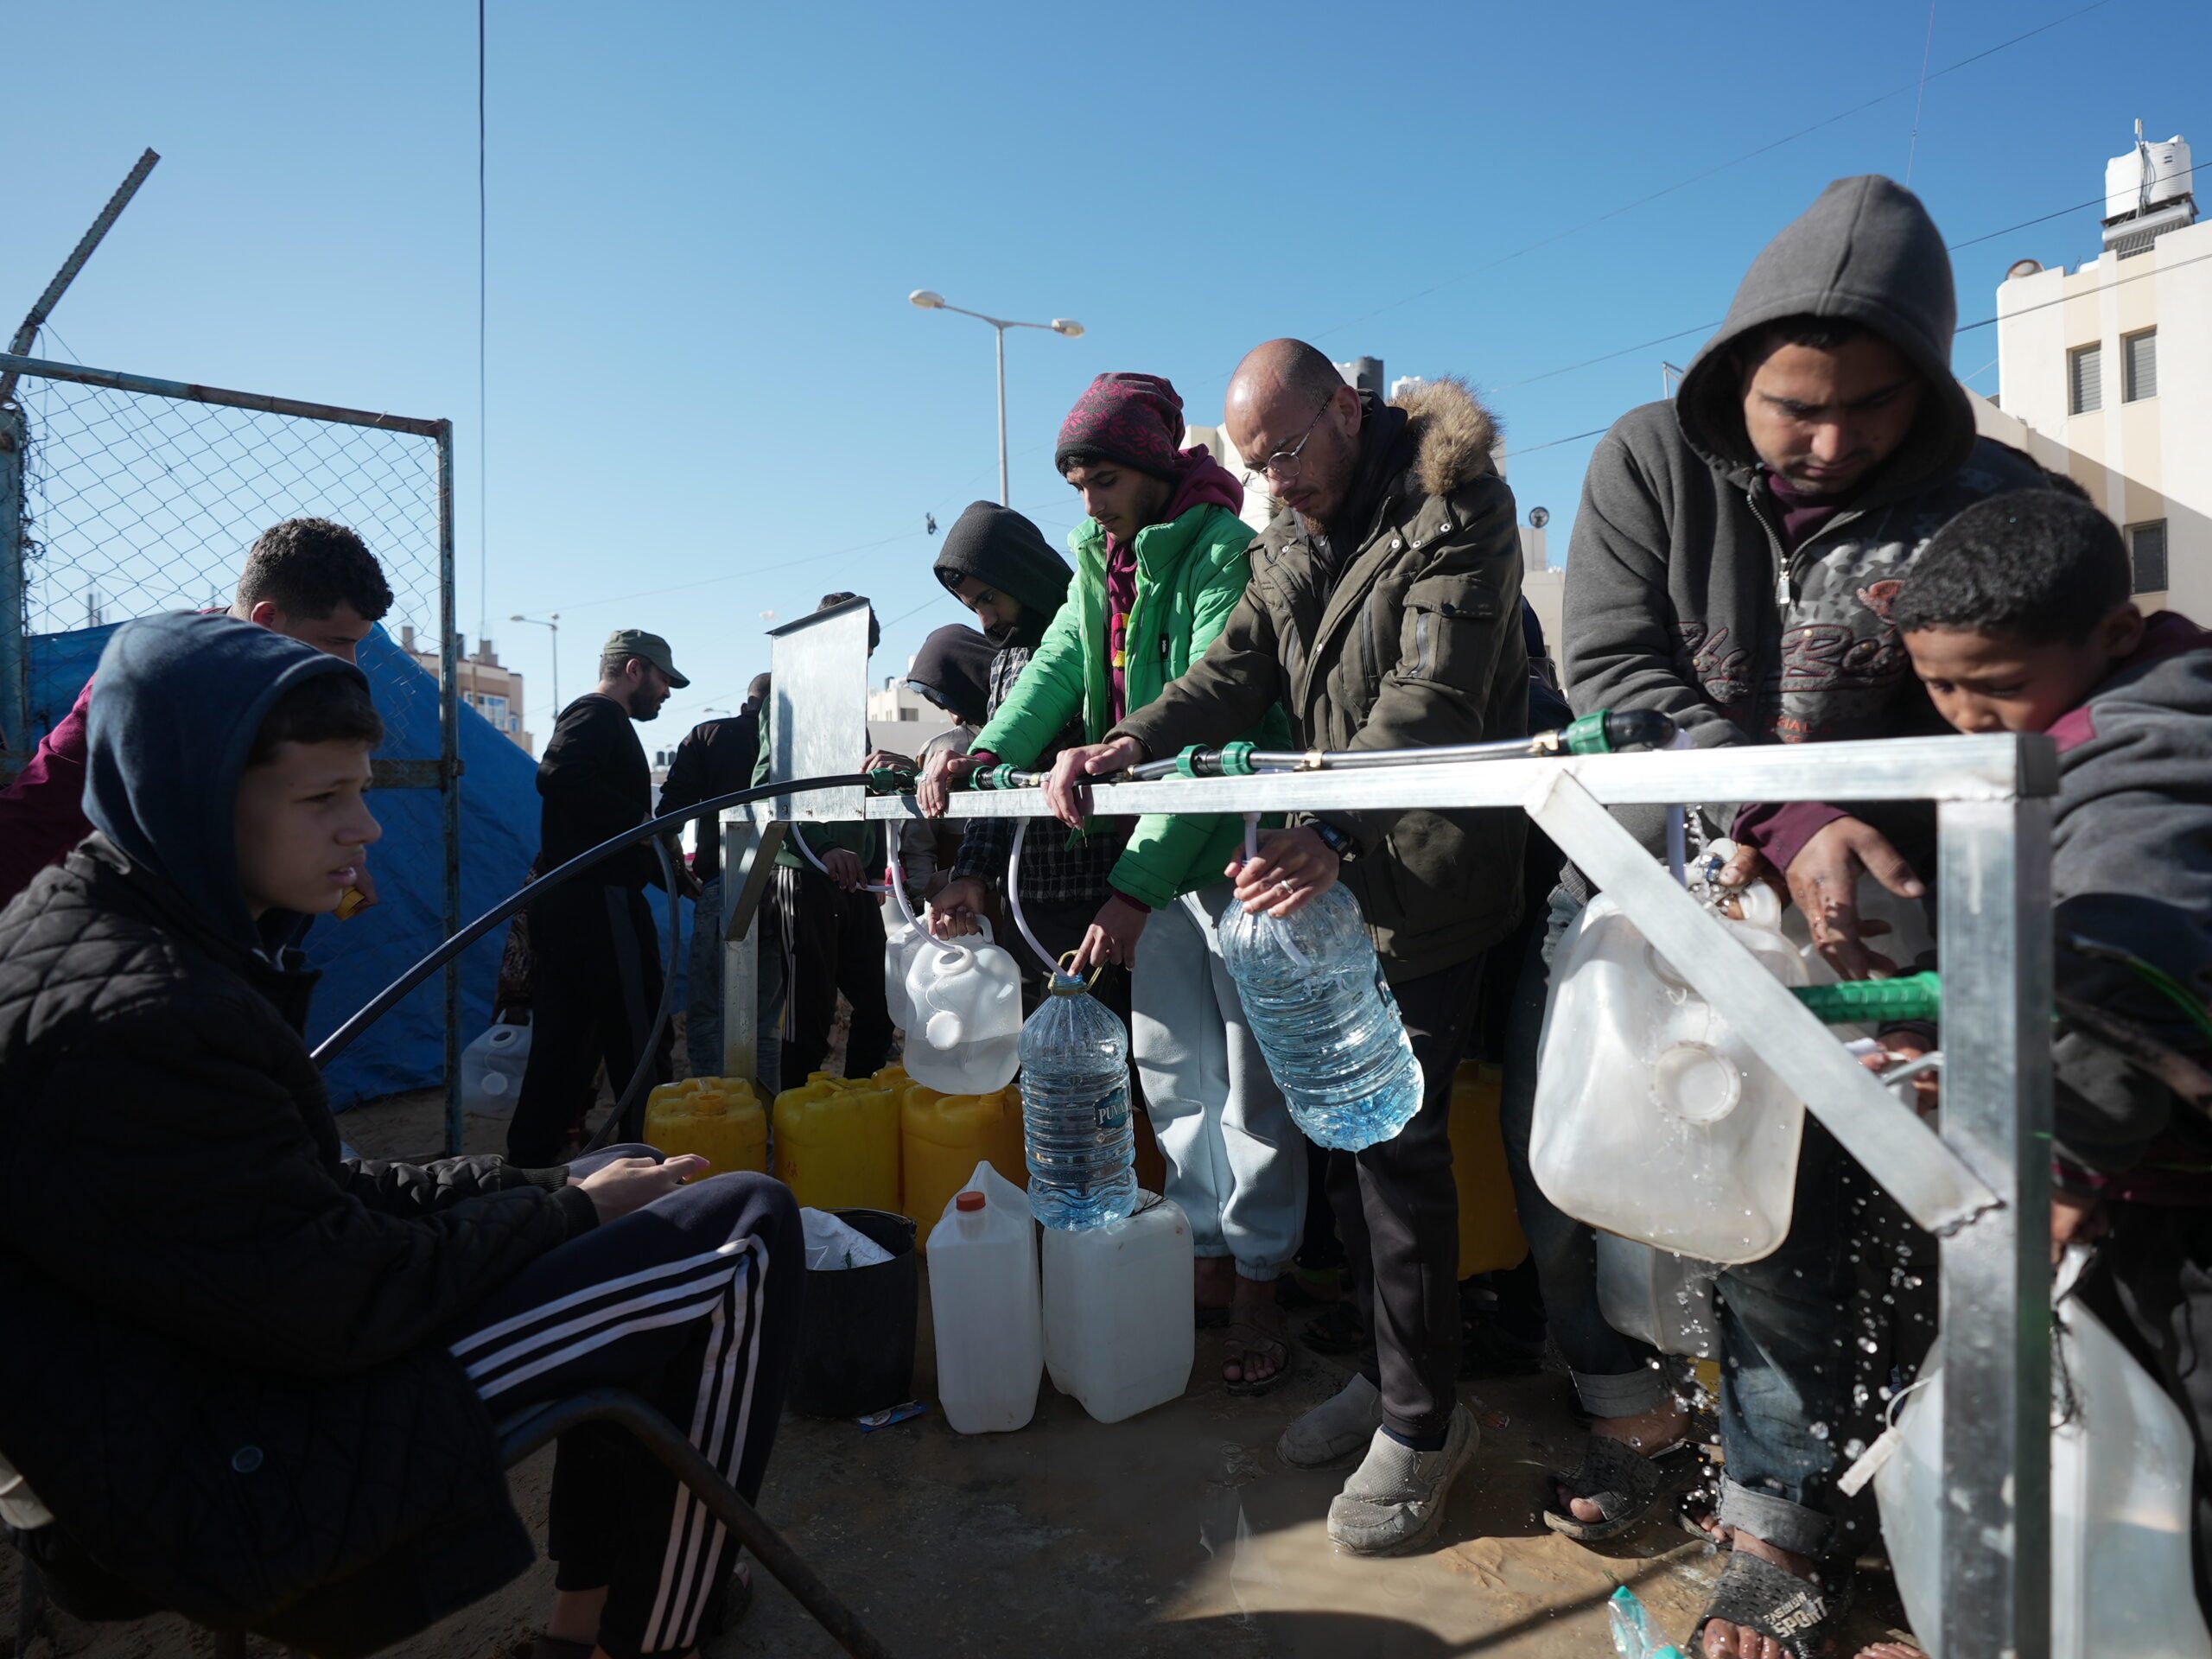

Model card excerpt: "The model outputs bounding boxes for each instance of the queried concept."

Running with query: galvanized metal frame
[723,618,2056,1652]
[0,351,464,1152]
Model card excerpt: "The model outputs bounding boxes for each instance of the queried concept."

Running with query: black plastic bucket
[791,1207,918,1418]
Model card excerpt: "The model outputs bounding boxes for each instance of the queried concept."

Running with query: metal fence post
[437,420,462,1157]
[0,404,24,760]
[1936,794,2055,1658]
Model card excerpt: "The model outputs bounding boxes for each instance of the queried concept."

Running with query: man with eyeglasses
[1044,340,1529,1554]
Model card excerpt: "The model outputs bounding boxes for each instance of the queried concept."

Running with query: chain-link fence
[10,364,447,743]
[0,351,463,1147]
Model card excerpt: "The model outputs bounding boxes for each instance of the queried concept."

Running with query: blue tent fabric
[23,620,689,1109]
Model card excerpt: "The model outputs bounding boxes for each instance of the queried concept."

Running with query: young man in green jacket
[918,373,1304,1390]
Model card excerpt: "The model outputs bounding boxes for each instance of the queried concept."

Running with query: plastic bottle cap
[955,1191,985,1212]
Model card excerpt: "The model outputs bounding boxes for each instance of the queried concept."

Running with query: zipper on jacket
[1745,485,1867,603]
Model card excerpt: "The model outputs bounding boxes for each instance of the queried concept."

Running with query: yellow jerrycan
[1451,1061,1528,1277]
[772,1071,901,1213]
[903,1081,1027,1253]
[643,1077,767,1177]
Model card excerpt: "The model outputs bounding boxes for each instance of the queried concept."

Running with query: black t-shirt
[656,709,761,882]
[537,693,655,888]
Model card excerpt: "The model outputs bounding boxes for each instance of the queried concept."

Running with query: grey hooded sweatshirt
[1562,175,2048,860]
[2044,613,2212,1197]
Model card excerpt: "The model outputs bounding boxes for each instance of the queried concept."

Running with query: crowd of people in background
[0,170,2206,1659]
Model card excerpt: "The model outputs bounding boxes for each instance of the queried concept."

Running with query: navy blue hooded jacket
[0,612,593,1653]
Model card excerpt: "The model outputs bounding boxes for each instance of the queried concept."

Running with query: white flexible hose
[789,824,888,893]
[1006,818,1060,976]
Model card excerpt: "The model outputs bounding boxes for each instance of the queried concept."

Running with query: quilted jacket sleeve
[337,1154,569,1216]
[4,998,595,1378]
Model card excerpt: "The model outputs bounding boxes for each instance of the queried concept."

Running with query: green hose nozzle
[1560,708,1680,755]
[1792,971,1941,1026]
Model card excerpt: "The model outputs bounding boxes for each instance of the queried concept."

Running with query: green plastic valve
[1218,741,1256,776]
[1176,745,1207,779]
[972,764,1020,791]
[1561,711,1614,756]
[1792,971,1941,1027]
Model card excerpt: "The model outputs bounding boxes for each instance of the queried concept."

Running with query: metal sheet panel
[766,600,871,823]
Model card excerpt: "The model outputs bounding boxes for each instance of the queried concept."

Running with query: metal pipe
[995,323,1008,506]
[0,149,161,405]
[0,352,445,439]
[438,422,463,1157]
[495,1388,895,1659]
[0,406,25,762]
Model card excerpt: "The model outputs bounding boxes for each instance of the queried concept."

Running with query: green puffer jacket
[971,500,1291,910]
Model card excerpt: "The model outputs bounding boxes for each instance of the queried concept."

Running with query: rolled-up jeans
[1713,1121,1858,1556]
[1131,882,1306,1281]
[1497,884,1671,1417]
[686,877,724,1080]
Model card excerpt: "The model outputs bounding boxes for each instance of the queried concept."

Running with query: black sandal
[1300,1301,1366,1355]
[1690,1550,1854,1659]
[1541,1434,1691,1541]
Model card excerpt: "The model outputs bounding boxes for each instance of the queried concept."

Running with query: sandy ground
[5,1022,1914,1657]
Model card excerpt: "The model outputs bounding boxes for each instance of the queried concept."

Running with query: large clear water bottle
[1019,973,1138,1230]
[1219,883,1422,1151]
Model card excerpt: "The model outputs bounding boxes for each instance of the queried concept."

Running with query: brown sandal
[1224,1291,1294,1395]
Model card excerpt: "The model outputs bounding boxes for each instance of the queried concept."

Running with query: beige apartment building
[400,626,535,754]
[1993,125,2205,616]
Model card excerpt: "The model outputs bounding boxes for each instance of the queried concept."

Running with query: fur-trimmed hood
[1388,375,1501,500]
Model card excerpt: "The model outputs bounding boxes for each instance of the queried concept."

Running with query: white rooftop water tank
[2105,129,2194,222]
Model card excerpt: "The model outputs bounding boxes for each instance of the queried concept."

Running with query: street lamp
[509,612,559,714]
[908,289,1084,505]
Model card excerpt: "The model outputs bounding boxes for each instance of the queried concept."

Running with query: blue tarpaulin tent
[23,620,686,1109]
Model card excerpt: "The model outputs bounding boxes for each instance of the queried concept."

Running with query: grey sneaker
[1326,1402,1479,1554]
[1277,1373,1384,1469]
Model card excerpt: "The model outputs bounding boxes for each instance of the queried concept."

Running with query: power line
[1956,245,2212,333]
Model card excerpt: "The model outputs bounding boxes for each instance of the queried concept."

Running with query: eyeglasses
[1250,397,1334,484]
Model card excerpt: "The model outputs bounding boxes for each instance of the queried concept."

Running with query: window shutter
[2131,522,2169,594]
[2069,344,2104,415]
[2124,330,2158,402]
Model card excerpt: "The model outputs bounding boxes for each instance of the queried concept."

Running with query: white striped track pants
[447,1149,801,1657]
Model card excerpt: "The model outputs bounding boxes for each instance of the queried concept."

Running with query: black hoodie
[1561,175,2048,861]
[931,499,1073,652]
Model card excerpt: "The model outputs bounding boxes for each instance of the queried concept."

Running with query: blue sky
[7,0,2206,741]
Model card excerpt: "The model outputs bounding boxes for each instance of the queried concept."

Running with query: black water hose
[311,772,878,1068]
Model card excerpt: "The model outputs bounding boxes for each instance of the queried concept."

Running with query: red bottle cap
[955,1191,985,1212]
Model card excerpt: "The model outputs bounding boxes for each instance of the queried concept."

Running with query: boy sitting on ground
[0,612,798,1659]
[1891,487,2212,1629]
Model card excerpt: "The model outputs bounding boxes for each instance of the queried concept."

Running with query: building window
[482,694,510,726]
[2068,343,2103,415]
[2123,329,2158,403]
[2129,521,2169,594]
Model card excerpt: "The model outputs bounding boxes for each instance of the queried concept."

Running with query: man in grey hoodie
[1554,177,2048,1656]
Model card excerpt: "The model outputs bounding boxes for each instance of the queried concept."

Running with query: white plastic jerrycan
[926,1159,1043,1434]
[883,906,930,1036]
[1531,881,1809,1264]
[461,1020,531,1118]
[902,926,1023,1095]
[1041,1192,1195,1423]
[1873,1279,2212,1658]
